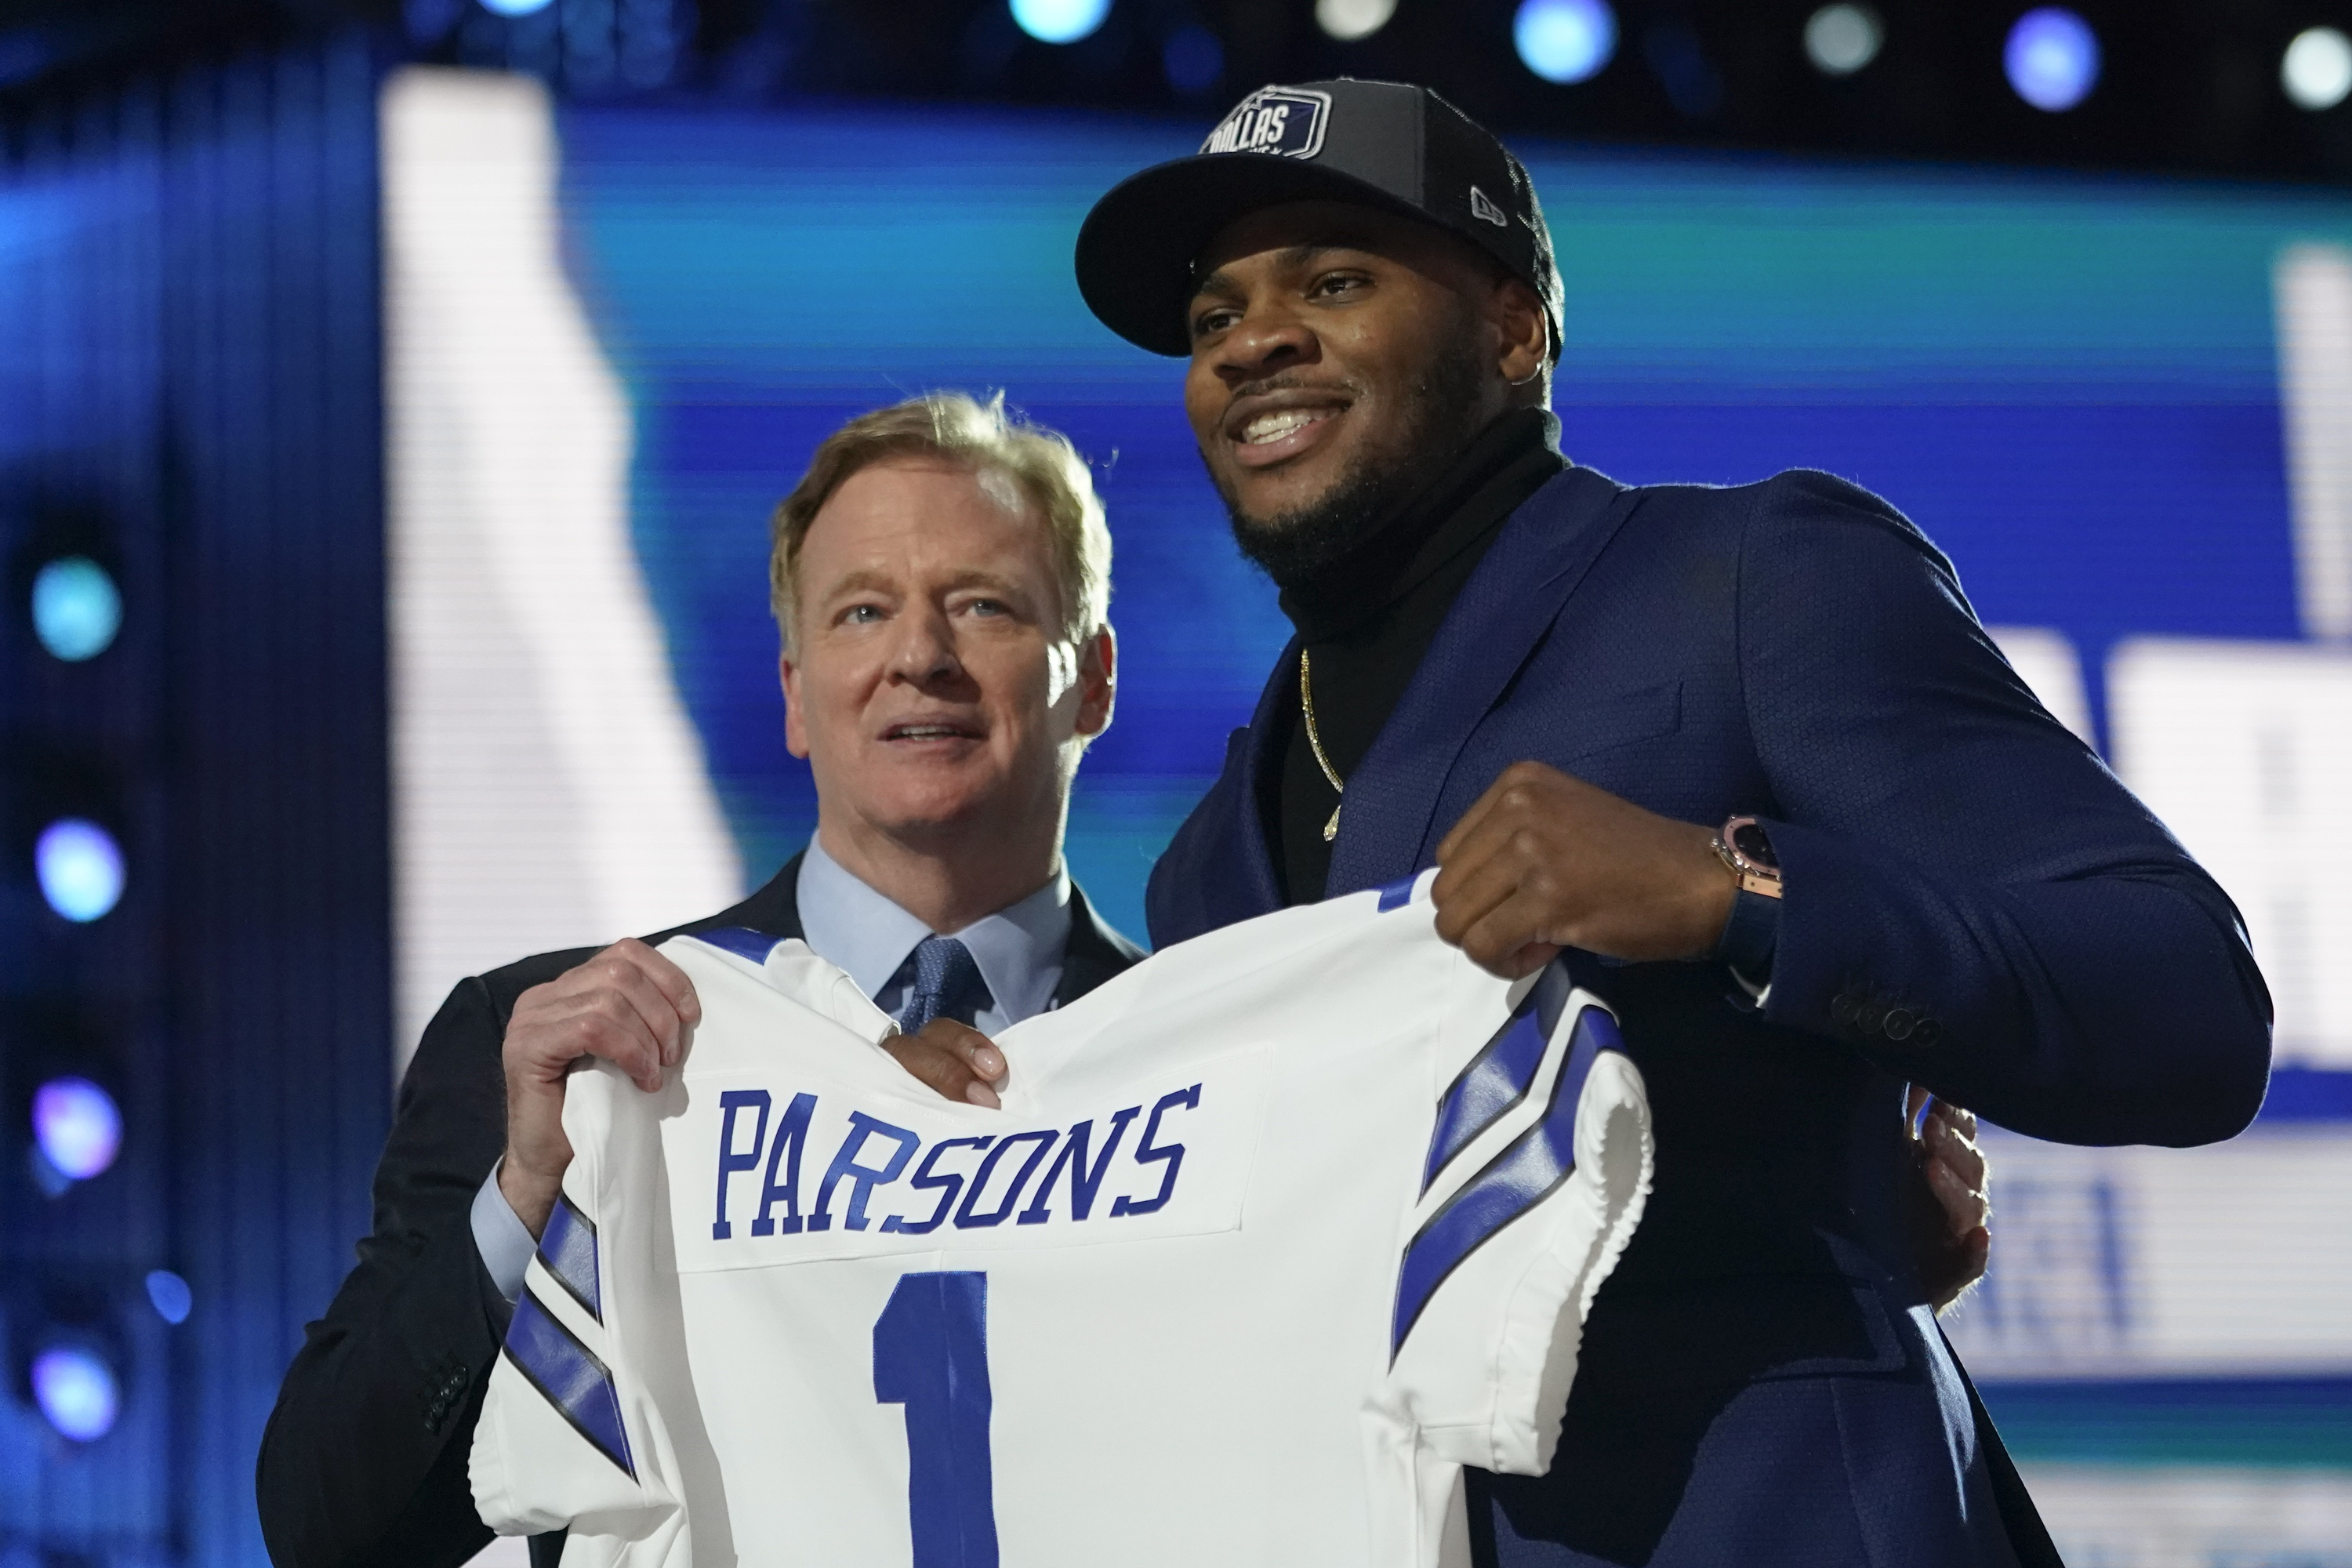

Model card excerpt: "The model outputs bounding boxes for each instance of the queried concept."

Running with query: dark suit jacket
[256,853,1143,1568]
[1148,466,2272,1566]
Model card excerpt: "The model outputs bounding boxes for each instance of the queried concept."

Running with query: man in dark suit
[256,393,1142,1566]
[1076,80,2273,1565]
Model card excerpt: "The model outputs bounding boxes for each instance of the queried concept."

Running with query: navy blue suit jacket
[1148,466,2271,1566]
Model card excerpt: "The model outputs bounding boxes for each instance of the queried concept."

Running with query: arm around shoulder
[1734,471,2272,1146]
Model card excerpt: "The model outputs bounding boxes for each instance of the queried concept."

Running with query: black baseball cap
[1076,78,1563,359]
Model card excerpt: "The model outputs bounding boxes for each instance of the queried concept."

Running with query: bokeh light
[31,1345,119,1442]
[479,0,554,15]
[31,555,121,662]
[1804,4,1883,76]
[1162,25,1222,93]
[146,1269,193,1325]
[1010,0,1109,45]
[36,817,125,922]
[2284,28,2352,112]
[1314,0,1396,42]
[1515,0,1617,85]
[2005,8,2100,112]
[34,1076,122,1182]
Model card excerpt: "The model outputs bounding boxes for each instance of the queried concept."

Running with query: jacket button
[1911,1018,1943,1047]
[1854,1000,1887,1035]
[1830,993,1859,1025]
[1882,1007,1916,1042]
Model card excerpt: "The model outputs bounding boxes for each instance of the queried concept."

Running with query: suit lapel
[1326,467,1644,896]
[1053,884,1147,1007]
[1224,630,1302,919]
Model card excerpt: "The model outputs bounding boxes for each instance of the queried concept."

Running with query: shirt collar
[795,837,1073,1025]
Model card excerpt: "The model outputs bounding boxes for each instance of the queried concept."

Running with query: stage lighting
[480,0,556,16]
[31,556,121,662]
[33,1076,122,1182]
[145,1270,192,1326]
[1315,0,1396,42]
[2005,8,2099,112]
[1515,0,1617,85]
[1804,5,1882,76]
[30,1344,118,1442]
[2284,28,2352,111]
[1011,0,1109,45]
[1163,26,1222,93]
[34,818,123,923]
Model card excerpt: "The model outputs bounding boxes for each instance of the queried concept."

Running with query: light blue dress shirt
[471,839,1075,1301]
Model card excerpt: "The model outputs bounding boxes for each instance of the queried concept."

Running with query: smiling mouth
[1239,408,1339,445]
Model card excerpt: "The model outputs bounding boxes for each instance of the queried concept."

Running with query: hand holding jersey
[470,875,1653,1568]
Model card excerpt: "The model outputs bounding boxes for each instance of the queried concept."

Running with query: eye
[1190,304,1239,340]
[1309,270,1369,300]
[840,603,884,626]
[965,597,1010,618]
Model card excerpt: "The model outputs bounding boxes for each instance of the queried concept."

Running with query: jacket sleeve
[256,975,515,1568]
[1741,471,2273,1146]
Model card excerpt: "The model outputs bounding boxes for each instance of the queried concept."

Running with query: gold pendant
[1323,803,1341,842]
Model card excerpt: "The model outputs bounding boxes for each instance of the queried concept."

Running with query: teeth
[1242,408,1328,445]
[895,725,961,739]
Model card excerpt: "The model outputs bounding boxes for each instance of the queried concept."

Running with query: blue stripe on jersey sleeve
[538,1191,602,1323]
[1391,1003,1621,1359]
[689,926,784,964]
[503,1289,637,1478]
[1418,963,1581,1196]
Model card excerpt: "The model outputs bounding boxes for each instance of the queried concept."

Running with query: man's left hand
[1433,761,1737,978]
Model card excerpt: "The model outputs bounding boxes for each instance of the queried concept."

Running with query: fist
[1432,761,1737,978]
[499,938,699,1237]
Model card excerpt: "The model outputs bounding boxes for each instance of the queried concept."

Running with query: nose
[887,601,964,688]
[1213,299,1317,387]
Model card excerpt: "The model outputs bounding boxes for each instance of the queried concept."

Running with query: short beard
[1214,329,1494,591]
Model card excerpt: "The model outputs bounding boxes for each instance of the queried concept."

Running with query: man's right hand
[499,938,699,1239]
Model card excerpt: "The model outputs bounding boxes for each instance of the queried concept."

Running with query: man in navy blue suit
[1075,80,2273,1566]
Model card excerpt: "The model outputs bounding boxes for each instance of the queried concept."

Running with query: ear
[1490,275,1549,390]
[780,646,811,760]
[1073,624,1117,739]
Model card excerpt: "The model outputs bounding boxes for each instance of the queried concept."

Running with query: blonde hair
[769,392,1112,650]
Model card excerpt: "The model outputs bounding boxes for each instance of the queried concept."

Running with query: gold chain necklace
[1298,648,1345,842]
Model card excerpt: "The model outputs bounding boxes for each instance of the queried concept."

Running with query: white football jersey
[470,870,1653,1568]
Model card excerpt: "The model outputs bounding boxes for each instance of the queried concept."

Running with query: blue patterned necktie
[898,935,986,1033]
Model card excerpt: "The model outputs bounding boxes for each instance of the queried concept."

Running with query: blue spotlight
[1163,25,1223,93]
[36,818,125,923]
[1011,0,1109,45]
[31,1345,119,1442]
[1515,0,1617,85]
[481,0,555,15]
[146,1270,193,1326]
[2005,8,2099,111]
[34,1076,122,1182]
[31,556,121,662]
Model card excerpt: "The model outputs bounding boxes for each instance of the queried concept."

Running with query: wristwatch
[1711,815,1782,899]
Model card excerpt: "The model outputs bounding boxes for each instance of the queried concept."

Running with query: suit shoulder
[1615,467,1943,564]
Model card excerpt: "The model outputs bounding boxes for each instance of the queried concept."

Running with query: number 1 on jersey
[873,1271,1000,1568]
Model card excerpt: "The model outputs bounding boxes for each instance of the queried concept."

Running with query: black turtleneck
[1270,407,1567,904]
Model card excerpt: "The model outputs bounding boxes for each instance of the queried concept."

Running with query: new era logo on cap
[1469,186,1509,227]
[1200,86,1331,160]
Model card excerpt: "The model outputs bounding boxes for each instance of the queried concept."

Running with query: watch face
[1730,819,1778,870]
